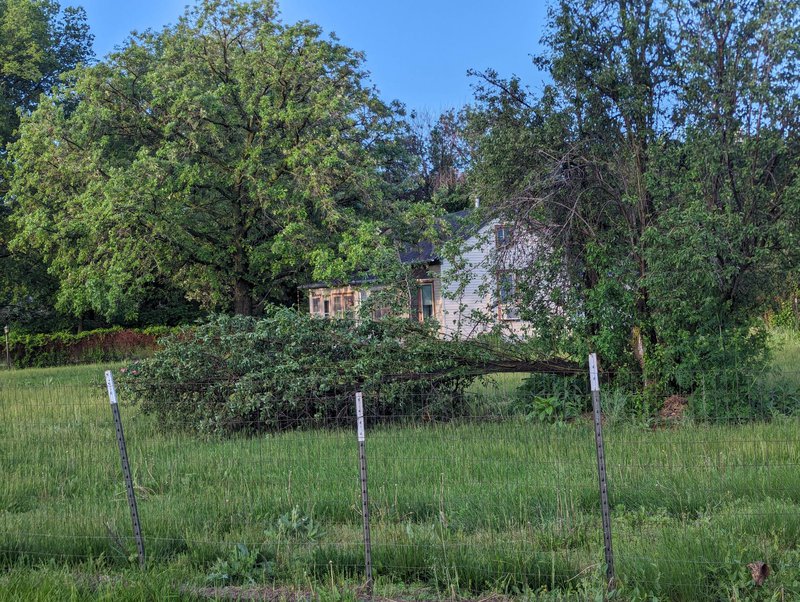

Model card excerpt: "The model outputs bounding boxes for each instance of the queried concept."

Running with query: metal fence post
[105,370,146,567]
[589,354,614,589]
[355,391,374,595]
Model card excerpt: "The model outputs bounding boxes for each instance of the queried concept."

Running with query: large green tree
[0,0,92,327]
[0,0,91,147]
[9,0,411,319]
[645,0,800,379]
[466,0,800,385]
[406,109,472,211]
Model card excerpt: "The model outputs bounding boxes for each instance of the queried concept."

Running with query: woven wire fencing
[1,364,799,599]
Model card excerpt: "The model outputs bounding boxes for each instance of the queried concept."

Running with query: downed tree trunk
[378,356,583,384]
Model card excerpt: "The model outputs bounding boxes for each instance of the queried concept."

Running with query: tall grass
[2,341,800,600]
[769,328,800,380]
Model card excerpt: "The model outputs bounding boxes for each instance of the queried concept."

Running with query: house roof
[299,276,378,291]
[301,209,482,291]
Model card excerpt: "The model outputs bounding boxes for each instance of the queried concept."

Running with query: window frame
[361,287,392,320]
[310,294,323,317]
[372,306,391,320]
[416,280,436,322]
[497,271,521,321]
[342,293,355,317]
[332,294,343,318]
[495,224,512,248]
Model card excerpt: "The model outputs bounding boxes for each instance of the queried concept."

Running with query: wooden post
[4,325,9,369]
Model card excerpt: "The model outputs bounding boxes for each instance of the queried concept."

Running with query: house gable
[439,218,535,338]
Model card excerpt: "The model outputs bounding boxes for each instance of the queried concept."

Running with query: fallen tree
[121,308,579,435]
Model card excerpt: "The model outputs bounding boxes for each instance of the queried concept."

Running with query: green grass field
[1,336,800,601]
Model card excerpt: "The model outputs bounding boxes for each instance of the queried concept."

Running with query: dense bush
[7,327,169,368]
[122,309,488,435]
[769,290,800,331]
[514,372,589,423]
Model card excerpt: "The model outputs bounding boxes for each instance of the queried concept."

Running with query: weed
[267,506,326,542]
[205,543,273,585]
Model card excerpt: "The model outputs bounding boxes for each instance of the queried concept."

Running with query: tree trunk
[631,325,645,371]
[233,279,253,316]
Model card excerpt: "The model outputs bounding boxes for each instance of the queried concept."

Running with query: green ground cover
[1,335,800,600]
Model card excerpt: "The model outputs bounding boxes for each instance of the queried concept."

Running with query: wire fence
[1,361,800,599]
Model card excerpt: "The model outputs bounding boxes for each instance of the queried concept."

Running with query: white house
[301,209,535,339]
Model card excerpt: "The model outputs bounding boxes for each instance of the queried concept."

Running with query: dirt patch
[748,561,770,586]
[659,395,688,421]
[191,586,304,601]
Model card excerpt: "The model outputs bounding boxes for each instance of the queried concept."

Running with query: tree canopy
[0,0,92,327]
[9,0,417,320]
[0,0,91,147]
[465,0,800,385]
[4,0,799,390]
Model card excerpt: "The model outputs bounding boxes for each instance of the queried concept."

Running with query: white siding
[439,220,533,339]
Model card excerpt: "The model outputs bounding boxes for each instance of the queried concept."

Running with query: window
[342,293,355,316]
[373,306,391,320]
[332,295,343,317]
[323,299,330,318]
[498,272,520,321]
[418,282,434,322]
[311,296,322,317]
[495,224,511,248]
[361,288,391,320]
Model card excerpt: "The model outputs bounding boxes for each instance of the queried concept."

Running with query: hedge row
[6,326,172,368]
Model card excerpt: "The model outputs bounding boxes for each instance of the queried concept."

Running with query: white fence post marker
[355,391,373,594]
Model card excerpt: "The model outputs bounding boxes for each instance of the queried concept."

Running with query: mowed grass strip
[2,364,800,599]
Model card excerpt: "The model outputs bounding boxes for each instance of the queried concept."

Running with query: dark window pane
[499,274,513,303]
[343,294,354,315]
[420,284,434,320]
[496,226,509,247]
[421,284,432,306]
[499,273,520,320]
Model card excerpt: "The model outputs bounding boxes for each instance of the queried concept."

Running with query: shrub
[7,327,170,368]
[769,292,800,330]
[122,309,487,435]
[514,372,588,422]
[686,369,800,421]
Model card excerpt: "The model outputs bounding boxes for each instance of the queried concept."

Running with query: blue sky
[78,0,550,114]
